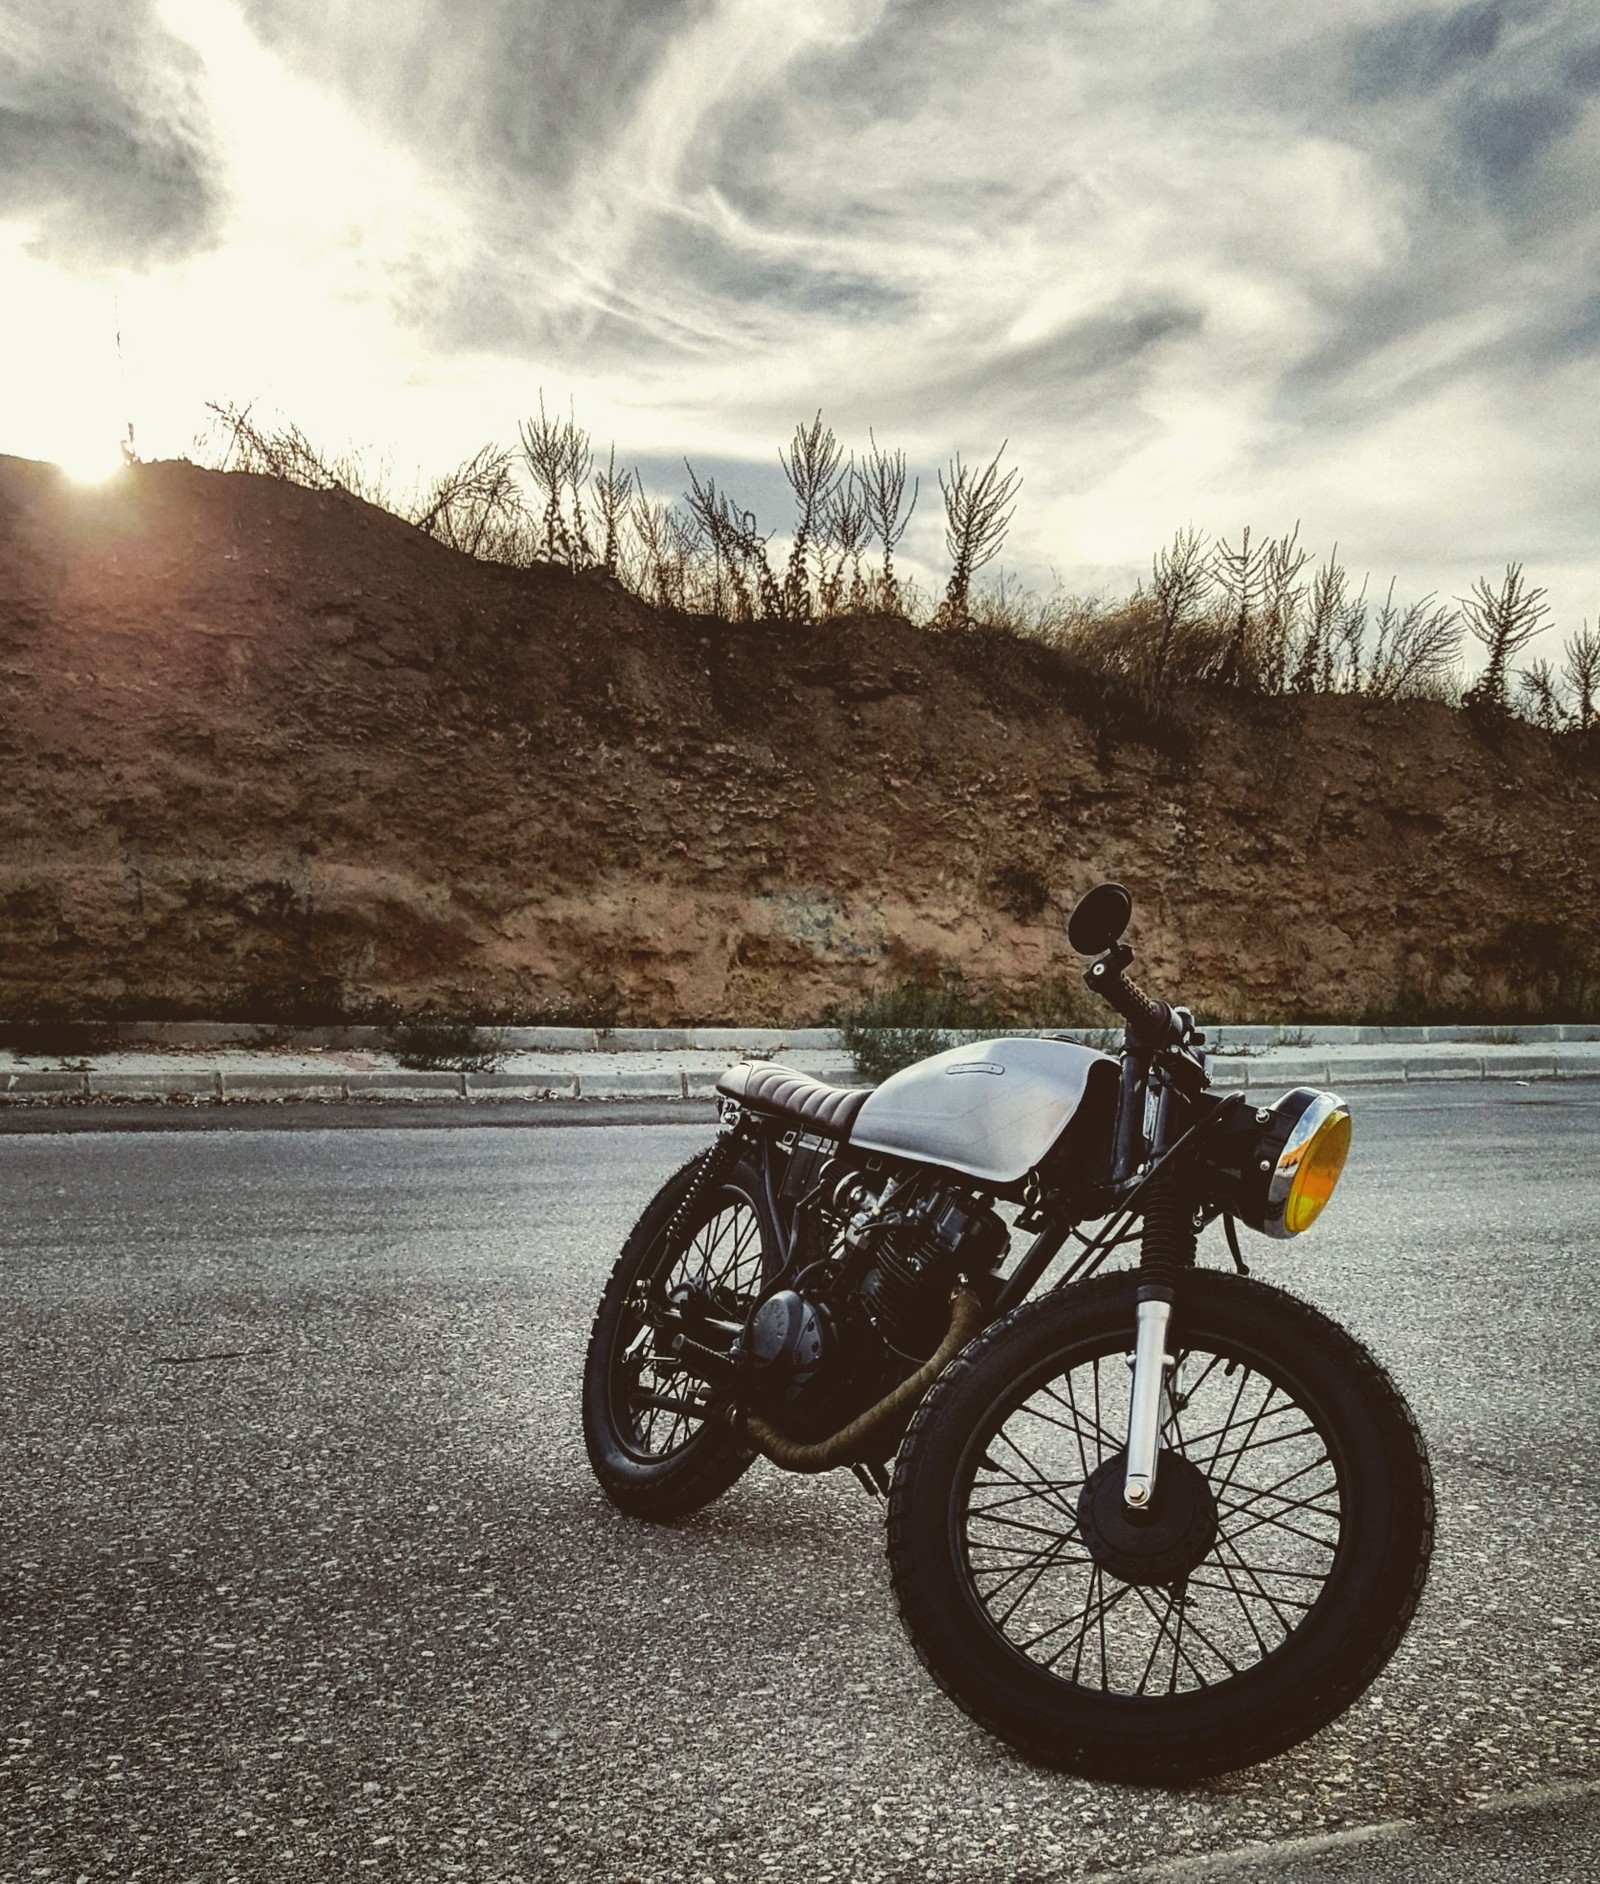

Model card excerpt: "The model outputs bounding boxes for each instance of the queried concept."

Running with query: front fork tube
[1123,1140,1195,1510]
[1123,1286,1174,1508]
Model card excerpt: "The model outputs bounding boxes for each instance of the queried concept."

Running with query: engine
[852,1176,1009,1357]
[737,1168,1010,1439]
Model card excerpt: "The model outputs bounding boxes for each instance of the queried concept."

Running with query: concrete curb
[14,1021,1600,1053]
[2,1044,1597,1109]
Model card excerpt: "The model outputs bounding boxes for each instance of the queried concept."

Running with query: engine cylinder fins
[861,1244,946,1357]
[861,1187,1009,1359]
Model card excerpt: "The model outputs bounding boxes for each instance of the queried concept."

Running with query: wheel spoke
[1033,1378,1122,1453]
[1214,1533,1302,1637]
[1209,1553,1276,1659]
[1160,1590,1245,1678]
[978,1429,1087,1523]
[990,1534,1087,1626]
[967,1509,1090,1544]
[1134,1584,1180,1695]
[968,1479,1086,1520]
[1184,1572,1317,1612]
[1214,1455,1338,1523]
[1220,1504,1341,1553]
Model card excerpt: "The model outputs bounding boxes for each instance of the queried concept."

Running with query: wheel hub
[1076,1451,1218,1587]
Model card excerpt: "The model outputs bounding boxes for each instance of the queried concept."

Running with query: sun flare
[55,439,128,486]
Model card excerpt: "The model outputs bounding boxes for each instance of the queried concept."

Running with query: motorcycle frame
[720,1009,1238,1337]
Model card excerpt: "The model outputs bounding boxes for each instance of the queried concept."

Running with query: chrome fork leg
[1123,1286,1175,1509]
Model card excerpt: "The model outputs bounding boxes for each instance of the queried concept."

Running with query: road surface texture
[3,1087,1597,1882]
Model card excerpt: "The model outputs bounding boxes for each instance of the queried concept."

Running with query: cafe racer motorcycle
[581,885,1434,1782]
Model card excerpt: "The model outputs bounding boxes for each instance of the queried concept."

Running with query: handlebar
[1084,945,1174,1047]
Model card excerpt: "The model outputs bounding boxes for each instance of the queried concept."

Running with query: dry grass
[194,398,1596,737]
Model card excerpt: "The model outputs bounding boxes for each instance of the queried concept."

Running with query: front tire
[888,1269,1434,1783]
[583,1148,777,1521]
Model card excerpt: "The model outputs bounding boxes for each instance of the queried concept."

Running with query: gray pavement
[2,1088,1598,1881]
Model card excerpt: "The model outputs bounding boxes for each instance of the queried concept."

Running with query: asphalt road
[2,1087,1597,1882]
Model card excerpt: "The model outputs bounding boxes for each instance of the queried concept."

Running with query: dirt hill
[0,454,1595,1025]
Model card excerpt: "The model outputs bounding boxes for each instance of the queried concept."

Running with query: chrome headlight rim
[1258,1087,1349,1239]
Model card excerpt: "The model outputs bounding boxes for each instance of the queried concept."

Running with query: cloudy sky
[5,0,1599,649]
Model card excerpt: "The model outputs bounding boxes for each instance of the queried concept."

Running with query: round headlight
[1217,1088,1352,1239]
[1273,1096,1351,1236]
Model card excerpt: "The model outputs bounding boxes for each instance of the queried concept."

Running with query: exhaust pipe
[736,1287,985,1475]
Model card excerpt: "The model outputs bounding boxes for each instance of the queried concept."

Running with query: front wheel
[888,1269,1434,1783]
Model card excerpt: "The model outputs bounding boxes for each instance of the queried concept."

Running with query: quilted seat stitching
[715,1061,870,1136]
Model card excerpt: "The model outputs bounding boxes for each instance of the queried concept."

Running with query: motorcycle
[581,884,1434,1783]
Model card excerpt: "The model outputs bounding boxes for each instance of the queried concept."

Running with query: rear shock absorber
[659,1130,742,1276]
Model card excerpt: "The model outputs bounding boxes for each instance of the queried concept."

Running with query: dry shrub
[195,396,1581,737]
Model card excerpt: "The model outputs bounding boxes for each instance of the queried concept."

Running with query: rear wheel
[888,1269,1433,1782]
[583,1148,777,1520]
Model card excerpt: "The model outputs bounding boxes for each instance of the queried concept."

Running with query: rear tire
[583,1149,777,1521]
[888,1269,1433,1782]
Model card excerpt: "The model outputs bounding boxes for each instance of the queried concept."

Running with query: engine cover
[746,1290,827,1387]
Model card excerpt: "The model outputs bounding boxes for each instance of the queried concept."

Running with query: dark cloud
[1347,2,1505,102]
[1333,2,1596,205]
[1566,40,1600,89]
[1538,288,1600,363]
[1456,84,1580,179]
[0,5,224,268]
[1267,0,1600,414]
[635,216,913,327]
[936,303,1203,430]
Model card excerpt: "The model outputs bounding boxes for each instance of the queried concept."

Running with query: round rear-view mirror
[1066,882,1133,956]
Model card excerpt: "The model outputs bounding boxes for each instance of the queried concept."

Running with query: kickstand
[1223,1212,1250,1276]
[851,1461,891,1499]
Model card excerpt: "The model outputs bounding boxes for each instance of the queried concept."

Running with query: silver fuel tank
[850,1035,1117,1187]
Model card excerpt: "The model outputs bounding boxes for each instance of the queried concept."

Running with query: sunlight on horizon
[54,440,128,486]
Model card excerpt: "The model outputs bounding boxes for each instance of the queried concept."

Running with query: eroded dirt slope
[1,455,1596,1022]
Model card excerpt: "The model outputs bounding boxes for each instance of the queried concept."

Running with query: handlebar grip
[1085,957,1172,1044]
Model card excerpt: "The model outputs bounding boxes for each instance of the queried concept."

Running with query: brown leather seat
[714,1061,872,1138]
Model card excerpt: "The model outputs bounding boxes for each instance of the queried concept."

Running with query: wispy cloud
[4,0,1600,640]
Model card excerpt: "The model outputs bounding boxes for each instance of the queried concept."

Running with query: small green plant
[1467,1027,1524,1046]
[833,977,1002,1084]
[833,971,1098,1083]
[388,1019,506,1073]
[1271,1026,1314,1049]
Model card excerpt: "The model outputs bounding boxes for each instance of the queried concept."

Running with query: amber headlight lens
[1210,1088,1353,1239]
[1280,1106,1351,1234]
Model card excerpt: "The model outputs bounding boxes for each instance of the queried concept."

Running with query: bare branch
[779,412,844,621]
[591,446,635,577]
[1517,657,1569,733]
[940,443,1021,629]
[1461,563,1549,713]
[1561,622,1600,733]
[862,430,919,617]
[1365,585,1462,701]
